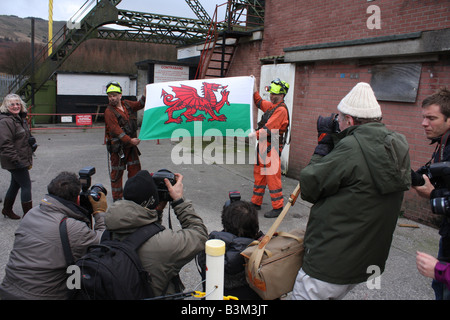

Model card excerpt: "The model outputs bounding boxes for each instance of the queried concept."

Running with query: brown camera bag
[241,184,305,300]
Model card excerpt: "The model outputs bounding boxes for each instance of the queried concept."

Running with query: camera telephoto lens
[431,197,449,216]
[90,184,107,201]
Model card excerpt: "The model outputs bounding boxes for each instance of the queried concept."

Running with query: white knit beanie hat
[337,82,382,119]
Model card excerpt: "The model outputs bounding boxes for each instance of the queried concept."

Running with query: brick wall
[287,59,450,174]
[262,0,449,57]
[227,40,262,79]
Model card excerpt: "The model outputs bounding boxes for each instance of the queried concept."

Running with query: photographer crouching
[412,88,450,300]
[104,169,208,297]
[0,170,107,300]
[196,191,264,300]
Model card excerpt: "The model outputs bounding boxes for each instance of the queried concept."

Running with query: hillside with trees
[0,15,178,75]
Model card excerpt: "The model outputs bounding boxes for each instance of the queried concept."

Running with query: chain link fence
[0,74,16,102]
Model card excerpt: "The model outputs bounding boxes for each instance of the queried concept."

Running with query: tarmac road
[0,127,441,300]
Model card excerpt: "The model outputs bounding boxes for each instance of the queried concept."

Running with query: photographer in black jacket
[197,195,263,300]
[412,87,450,300]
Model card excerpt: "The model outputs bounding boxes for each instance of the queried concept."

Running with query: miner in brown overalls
[104,81,146,201]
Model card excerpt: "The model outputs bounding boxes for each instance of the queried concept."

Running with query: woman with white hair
[0,94,35,219]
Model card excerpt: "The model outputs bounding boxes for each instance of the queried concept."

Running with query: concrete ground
[0,127,441,300]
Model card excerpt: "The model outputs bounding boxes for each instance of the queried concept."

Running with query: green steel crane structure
[185,0,211,24]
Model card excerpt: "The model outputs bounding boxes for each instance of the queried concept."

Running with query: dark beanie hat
[123,170,159,209]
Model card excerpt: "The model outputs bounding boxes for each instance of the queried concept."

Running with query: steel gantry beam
[185,0,211,25]
[98,9,210,45]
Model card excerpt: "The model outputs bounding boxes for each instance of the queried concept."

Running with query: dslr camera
[79,166,107,214]
[411,162,450,216]
[224,190,241,208]
[152,169,176,202]
[28,136,38,152]
[317,113,340,134]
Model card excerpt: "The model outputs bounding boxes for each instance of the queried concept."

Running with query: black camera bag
[60,218,165,300]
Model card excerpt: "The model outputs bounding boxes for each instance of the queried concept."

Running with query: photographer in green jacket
[292,82,411,300]
[104,170,208,297]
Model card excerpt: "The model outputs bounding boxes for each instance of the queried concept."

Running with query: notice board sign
[371,63,421,103]
[61,116,73,123]
[76,114,92,126]
[154,64,190,83]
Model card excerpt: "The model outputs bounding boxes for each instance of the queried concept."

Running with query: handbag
[241,184,304,300]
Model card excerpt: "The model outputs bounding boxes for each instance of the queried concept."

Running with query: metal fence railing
[0,74,17,102]
[26,111,105,131]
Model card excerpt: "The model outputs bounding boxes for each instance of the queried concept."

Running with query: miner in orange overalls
[249,77,290,218]
[104,81,146,201]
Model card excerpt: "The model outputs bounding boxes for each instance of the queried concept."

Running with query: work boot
[251,202,261,210]
[264,208,282,218]
[2,198,21,220]
[21,201,33,217]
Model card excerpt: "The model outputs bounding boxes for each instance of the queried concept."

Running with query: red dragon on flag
[161,82,230,124]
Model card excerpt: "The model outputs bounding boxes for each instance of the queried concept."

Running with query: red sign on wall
[76,115,92,126]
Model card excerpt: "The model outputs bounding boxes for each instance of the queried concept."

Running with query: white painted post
[205,239,225,300]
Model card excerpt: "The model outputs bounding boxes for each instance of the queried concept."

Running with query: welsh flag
[139,76,254,140]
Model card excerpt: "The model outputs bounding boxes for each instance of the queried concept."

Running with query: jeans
[433,238,450,300]
[6,167,31,202]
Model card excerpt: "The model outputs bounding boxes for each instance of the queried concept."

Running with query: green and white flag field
[139,76,254,140]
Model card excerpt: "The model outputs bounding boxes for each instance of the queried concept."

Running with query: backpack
[59,217,165,300]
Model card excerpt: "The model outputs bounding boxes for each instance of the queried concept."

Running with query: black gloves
[139,95,146,106]
[314,113,340,156]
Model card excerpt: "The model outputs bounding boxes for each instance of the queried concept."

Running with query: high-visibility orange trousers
[109,147,141,201]
[251,148,284,210]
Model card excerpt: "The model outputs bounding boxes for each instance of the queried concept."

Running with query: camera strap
[59,217,75,266]
[438,130,450,162]
[168,206,172,230]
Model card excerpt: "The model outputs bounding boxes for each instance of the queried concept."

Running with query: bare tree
[0,42,44,75]
[0,39,177,75]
